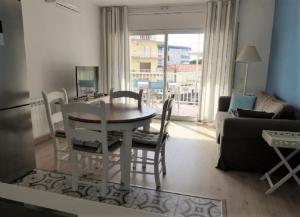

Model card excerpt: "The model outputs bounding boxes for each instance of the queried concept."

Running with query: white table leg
[274,147,300,186]
[260,149,300,181]
[266,164,300,194]
[121,130,133,189]
[261,147,300,194]
[142,120,151,169]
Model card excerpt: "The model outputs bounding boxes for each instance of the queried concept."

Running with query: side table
[261,130,300,194]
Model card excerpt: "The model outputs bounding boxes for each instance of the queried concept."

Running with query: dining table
[68,102,157,189]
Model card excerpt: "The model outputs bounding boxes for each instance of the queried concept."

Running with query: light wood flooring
[35,121,300,217]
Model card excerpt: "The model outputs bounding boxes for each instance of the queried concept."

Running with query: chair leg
[142,150,147,170]
[71,152,79,191]
[132,149,137,171]
[53,138,59,171]
[101,155,109,198]
[161,144,167,176]
[154,151,160,189]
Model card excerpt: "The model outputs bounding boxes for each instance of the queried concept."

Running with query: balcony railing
[131,71,201,111]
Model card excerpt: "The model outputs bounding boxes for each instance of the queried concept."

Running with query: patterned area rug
[15,170,226,217]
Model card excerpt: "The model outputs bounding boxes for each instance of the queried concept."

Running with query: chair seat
[55,129,66,138]
[72,135,121,154]
[132,130,167,149]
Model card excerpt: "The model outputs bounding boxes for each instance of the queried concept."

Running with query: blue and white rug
[15,170,226,217]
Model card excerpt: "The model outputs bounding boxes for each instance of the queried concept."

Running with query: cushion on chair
[55,129,66,138]
[133,130,160,144]
[132,130,167,149]
[108,130,123,137]
[72,135,121,153]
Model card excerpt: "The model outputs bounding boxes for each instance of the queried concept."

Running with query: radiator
[30,98,50,139]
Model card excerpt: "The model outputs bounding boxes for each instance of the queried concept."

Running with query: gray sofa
[215,91,300,173]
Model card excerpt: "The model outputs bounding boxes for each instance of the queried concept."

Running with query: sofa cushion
[254,91,293,119]
[254,91,273,111]
[234,108,274,119]
[263,98,286,118]
[228,92,257,113]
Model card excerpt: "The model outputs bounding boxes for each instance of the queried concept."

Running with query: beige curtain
[199,0,239,121]
[100,6,130,93]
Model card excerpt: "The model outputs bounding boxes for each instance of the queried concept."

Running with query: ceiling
[88,0,207,7]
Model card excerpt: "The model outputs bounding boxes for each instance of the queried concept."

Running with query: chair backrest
[61,101,109,154]
[158,96,174,145]
[109,88,143,108]
[42,88,68,135]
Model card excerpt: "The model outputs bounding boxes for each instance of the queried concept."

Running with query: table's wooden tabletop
[69,103,157,124]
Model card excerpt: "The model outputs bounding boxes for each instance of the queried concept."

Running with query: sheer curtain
[199,0,239,122]
[100,6,130,93]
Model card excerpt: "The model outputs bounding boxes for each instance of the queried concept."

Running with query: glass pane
[166,33,204,119]
[130,34,165,113]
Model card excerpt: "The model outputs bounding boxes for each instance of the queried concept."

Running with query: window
[130,33,204,120]
[140,63,151,72]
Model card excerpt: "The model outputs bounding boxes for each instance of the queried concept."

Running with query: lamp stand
[243,63,249,96]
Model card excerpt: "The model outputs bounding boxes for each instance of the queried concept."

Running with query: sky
[156,34,204,52]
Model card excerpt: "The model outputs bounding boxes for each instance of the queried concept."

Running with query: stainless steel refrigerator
[0,0,36,183]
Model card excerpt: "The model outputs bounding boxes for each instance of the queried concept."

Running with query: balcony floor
[150,101,199,118]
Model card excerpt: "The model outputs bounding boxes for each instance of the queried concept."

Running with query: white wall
[128,4,206,33]
[21,0,101,99]
[234,0,275,94]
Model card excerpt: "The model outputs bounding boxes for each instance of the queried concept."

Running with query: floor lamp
[236,46,261,95]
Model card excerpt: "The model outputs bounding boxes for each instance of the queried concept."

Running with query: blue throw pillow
[228,92,257,113]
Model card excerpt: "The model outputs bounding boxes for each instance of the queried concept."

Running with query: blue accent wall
[266,0,300,108]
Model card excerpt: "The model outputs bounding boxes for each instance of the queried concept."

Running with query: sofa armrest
[218,96,231,112]
[222,118,300,139]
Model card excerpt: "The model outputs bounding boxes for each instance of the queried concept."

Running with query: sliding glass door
[130,33,204,120]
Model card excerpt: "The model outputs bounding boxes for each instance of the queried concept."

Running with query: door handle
[0,20,4,46]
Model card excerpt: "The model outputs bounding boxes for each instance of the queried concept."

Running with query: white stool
[261,130,300,194]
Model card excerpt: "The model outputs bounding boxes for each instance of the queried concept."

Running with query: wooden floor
[35,121,300,217]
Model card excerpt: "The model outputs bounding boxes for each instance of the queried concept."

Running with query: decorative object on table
[228,92,256,113]
[131,97,173,189]
[42,88,69,171]
[261,130,300,194]
[236,45,261,95]
[15,170,226,217]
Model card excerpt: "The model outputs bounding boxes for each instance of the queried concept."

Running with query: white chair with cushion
[61,101,121,197]
[42,88,69,171]
[109,88,147,167]
[109,88,143,108]
[131,97,173,189]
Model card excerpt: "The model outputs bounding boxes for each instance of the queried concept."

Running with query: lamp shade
[236,45,261,63]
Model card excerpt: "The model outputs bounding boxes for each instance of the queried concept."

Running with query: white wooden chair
[109,88,143,108]
[42,88,69,171]
[61,101,121,197]
[109,88,145,166]
[131,97,173,189]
